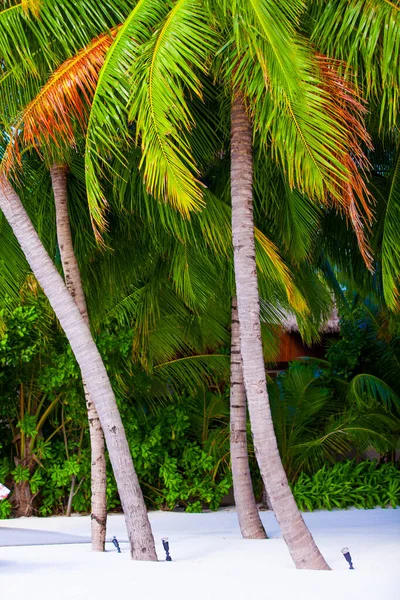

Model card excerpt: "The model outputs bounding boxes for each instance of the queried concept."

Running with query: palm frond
[85,0,170,239]
[0,2,45,74]
[1,29,118,175]
[155,354,229,391]
[254,155,321,263]
[382,149,400,310]
[310,0,400,130]
[348,373,400,413]
[127,0,219,216]
[255,228,307,314]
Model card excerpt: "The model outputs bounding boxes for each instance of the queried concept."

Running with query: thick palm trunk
[230,297,267,539]
[0,178,157,561]
[230,94,330,570]
[50,165,107,552]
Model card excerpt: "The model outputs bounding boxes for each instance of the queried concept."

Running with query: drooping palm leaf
[1,29,118,175]
[382,149,400,310]
[85,0,170,238]
[127,0,219,217]
[349,373,400,413]
[309,0,400,130]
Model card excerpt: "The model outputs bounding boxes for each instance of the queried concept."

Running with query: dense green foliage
[1,293,399,518]
[293,461,400,512]
[0,294,232,516]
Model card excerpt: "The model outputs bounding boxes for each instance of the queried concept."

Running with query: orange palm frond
[316,55,374,269]
[2,27,120,174]
[21,0,42,16]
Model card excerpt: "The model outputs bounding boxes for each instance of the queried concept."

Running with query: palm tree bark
[50,164,107,552]
[230,93,330,570]
[0,177,157,561]
[230,296,267,539]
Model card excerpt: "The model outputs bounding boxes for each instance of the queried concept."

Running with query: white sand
[0,507,399,599]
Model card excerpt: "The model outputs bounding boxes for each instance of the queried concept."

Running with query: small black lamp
[161,537,172,561]
[341,547,354,570]
[112,536,121,553]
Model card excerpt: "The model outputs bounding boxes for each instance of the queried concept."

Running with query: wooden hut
[268,307,340,374]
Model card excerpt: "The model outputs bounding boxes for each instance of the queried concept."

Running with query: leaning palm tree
[0,28,121,551]
[0,178,157,560]
[50,164,107,551]
[0,0,159,561]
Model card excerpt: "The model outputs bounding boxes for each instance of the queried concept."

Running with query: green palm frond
[228,0,373,265]
[254,154,321,263]
[85,0,169,238]
[293,411,397,473]
[0,0,132,79]
[127,0,219,216]
[229,2,345,196]
[309,0,400,130]
[348,373,400,412]
[32,0,131,60]
[108,147,307,314]
[0,214,29,302]
[155,354,229,391]
[0,2,46,74]
[382,149,400,310]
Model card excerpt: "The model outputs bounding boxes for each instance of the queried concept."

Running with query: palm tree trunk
[0,177,157,561]
[230,296,267,539]
[230,93,330,570]
[50,164,107,552]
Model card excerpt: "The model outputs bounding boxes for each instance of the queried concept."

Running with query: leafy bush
[120,396,232,512]
[292,460,400,511]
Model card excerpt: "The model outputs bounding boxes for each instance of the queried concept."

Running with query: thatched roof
[282,306,340,334]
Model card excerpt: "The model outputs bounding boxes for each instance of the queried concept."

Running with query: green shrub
[292,460,400,511]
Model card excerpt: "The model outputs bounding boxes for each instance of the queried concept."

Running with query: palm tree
[1,14,312,555]
[49,164,107,551]
[0,177,157,560]
[230,296,266,539]
[0,1,160,560]
[20,0,367,569]
[0,27,120,551]
[121,1,370,570]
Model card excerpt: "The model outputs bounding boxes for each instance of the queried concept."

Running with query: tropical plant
[293,461,400,512]
[0,10,310,563]
[0,290,233,516]
[268,360,400,481]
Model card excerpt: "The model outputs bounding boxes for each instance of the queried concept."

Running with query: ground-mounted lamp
[162,537,172,561]
[112,536,121,553]
[341,547,354,570]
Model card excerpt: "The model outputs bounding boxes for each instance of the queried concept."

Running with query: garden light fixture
[341,547,354,570]
[112,536,121,553]
[162,537,172,561]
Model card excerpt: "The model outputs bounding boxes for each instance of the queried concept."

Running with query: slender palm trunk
[230,296,267,539]
[230,94,330,570]
[50,164,107,552]
[0,177,157,561]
